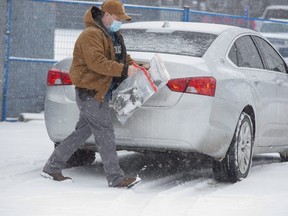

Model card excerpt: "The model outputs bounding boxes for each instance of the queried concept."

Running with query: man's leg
[77,96,125,187]
[43,114,92,174]
[43,89,94,174]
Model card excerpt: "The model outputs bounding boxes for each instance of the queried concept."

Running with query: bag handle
[132,62,158,93]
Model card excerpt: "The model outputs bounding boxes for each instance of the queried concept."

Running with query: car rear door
[228,35,277,147]
[253,36,288,146]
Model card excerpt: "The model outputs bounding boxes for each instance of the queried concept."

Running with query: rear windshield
[121,29,217,57]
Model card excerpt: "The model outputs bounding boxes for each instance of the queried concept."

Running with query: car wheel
[212,112,254,183]
[54,142,96,168]
[279,153,288,162]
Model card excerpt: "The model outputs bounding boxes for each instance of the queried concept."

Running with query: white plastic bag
[112,54,170,124]
[148,54,170,89]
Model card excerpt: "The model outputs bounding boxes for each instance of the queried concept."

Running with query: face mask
[108,14,122,32]
[109,20,122,32]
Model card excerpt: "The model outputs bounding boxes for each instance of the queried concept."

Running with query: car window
[260,22,288,33]
[278,47,288,58]
[265,9,288,19]
[228,44,238,65]
[228,35,264,69]
[253,36,287,73]
[121,29,217,57]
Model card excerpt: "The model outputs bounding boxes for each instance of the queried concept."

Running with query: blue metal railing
[2,0,12,121]
[32,0,102,6]
[183,6,190,22]
[31,0,183,12]
[8,57,58,64]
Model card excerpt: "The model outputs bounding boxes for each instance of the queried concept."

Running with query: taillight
[47,69,72,86]
[167,77,216,97]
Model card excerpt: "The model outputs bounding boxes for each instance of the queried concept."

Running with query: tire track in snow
[134,170,228,216]
[90,151,230,216]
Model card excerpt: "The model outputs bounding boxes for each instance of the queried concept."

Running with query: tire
[279,153,288,162]
[54,142,96,168]
[212,112,254,183]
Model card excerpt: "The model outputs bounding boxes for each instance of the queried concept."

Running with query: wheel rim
[237,120,252,174]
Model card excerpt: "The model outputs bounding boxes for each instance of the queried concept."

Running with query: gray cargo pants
[43,88,124,187]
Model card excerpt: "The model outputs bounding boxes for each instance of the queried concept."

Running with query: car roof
[122,21,242,35]
[264,5,288,10]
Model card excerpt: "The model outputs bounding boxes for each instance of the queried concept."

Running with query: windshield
[121,29,217,57]
[261,22,288,33]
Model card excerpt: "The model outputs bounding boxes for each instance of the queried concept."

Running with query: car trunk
[57,52,209,108]
[128,52,209,107]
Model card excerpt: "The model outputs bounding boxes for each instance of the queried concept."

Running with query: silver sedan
[44,21,288,182]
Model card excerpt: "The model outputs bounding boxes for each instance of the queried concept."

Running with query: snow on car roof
[122,21,241,35]
[263,5,288,10]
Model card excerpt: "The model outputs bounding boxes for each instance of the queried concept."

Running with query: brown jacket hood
[84,6,103,29]
[69,6,133,102]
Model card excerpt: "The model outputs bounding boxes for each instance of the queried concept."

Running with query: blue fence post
[2,0,12,121]
[183,6,190,22]
[244,4,249,28]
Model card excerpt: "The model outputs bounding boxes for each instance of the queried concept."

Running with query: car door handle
[252,76,260,85]
[276,79,284,86]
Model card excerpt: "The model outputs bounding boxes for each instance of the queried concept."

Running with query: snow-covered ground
[0,117,288,216]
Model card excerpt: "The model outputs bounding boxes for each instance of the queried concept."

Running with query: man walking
[41,0,141,189]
